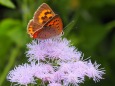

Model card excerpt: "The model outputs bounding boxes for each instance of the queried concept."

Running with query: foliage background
[0,0,115,86]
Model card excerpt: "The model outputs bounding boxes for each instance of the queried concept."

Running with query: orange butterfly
[27,3,63,39]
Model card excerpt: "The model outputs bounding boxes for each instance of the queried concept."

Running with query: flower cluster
[7,38,105,86]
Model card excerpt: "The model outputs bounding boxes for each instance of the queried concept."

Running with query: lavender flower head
[7,37,105,86]
[26,38,81,62]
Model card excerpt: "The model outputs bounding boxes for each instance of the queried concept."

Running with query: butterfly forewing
[35,15,63,39]
[33,3,55,26]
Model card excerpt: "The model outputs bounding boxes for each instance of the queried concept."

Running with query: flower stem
[0,46,20,85]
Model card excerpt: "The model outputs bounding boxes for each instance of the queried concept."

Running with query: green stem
[0,46,20,85]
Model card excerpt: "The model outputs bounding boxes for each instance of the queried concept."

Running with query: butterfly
[27,3,63,39]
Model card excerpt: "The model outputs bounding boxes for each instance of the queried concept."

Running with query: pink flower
[26,38,81,62]
[86,60,105,82]
[7,63,35,85]
[58,60,105,85]
[7,37,105,86]
[32,63,55,82]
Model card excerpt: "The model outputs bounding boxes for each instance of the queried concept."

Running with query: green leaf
[80,0,115,9]
[0,19,27,47]
[0,46,20,86]
[105,21,115,30]
[0,0,15,8]
[64,20,76,37]
[7,26,27,47]
[0,36,12,73]
[0,19,21,35]
[78,21,115,50]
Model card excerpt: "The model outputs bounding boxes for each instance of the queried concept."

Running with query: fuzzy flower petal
[86,60,105,82]
[26,38,81,62]
[58,60,105,86]
[7,37,105,86]
[7,63,35,85]
[31,63,55,82]
[58,62,85,85]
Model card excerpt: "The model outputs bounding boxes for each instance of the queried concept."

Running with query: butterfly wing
[27,19,42,38]
[33,14,63,39]
[27,3,63,39]
[33,3,55,26]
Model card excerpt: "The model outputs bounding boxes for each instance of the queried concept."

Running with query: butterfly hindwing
[27,19,42,38]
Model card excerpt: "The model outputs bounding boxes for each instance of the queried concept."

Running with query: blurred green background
[0,0,115,86]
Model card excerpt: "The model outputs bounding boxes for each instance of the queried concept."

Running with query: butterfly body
[27,3,63,39]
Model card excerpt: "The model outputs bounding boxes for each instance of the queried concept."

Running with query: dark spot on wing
[49,16,52,19]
